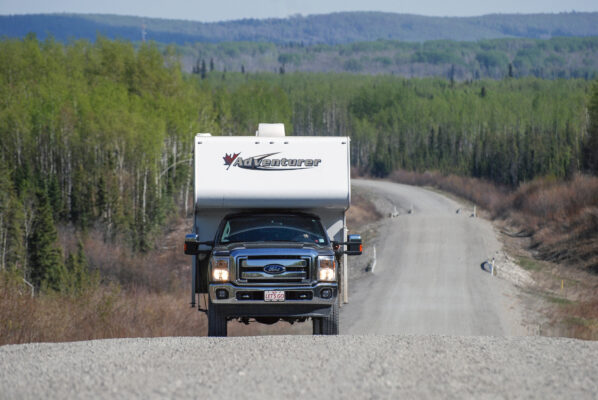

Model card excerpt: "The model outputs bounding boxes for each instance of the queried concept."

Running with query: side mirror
[184,234,200,255]
[345,234,362,256]
[184,234,214,255]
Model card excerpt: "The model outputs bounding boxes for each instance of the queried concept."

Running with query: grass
[564,316,596,328]
[544,295,574,306]
[560,316,598,339]
[517,256,543,271]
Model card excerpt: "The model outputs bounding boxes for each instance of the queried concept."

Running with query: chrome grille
[237,256,310,284]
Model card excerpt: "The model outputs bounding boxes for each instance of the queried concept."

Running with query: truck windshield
[219,215,329,245]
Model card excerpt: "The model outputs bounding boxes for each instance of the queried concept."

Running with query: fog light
[321,288,332,299]
[213,268,229,282]
[216,289,229,299]
[319,268,335,281]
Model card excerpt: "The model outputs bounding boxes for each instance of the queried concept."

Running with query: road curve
[343,179,525,336]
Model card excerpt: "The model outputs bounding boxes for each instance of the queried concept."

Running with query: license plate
[264,290,285,302]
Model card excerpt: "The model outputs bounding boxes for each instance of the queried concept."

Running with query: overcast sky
[1,0,596,21]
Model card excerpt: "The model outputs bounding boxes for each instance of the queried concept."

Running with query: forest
[183,36,598,80]
[0,35,597,293]
[2,12,598,45]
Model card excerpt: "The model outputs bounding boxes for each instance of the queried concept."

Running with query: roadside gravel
[1,335,597,399]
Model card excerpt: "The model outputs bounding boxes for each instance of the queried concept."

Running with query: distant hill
[180,36,598,80]
[1,12,598,45]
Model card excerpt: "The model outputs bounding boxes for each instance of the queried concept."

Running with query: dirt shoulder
[497,220,598,339]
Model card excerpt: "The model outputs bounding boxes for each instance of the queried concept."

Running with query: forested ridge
[1,36,597,291]
[2,12,598,45]
[183,36,598,80]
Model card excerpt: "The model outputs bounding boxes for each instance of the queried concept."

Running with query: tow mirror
[184,234,214,255]
[345,234,362,256]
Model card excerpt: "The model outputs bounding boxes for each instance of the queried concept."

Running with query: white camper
[184,124,362,336]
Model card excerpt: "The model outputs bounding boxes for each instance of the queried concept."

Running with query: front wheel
[207,299,227,337]
[312,317,321,335]
[313,301,339,335]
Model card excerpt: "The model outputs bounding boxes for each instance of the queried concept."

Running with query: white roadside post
[370,245,377,273]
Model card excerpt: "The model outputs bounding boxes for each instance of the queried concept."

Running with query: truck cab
[184,124,362,336]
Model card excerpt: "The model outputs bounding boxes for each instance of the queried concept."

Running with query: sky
[0,0,597,22]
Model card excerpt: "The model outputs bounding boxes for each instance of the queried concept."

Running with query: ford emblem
[264,264,285,274]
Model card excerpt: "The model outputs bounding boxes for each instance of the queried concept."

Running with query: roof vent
[256,123,285,137]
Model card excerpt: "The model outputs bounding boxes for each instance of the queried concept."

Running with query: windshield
[219,215,329,245]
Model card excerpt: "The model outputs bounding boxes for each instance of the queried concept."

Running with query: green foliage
[0,160,25,271]
[584,80,598,173]
[64,241,99,295]
[476,51,509,70]
[0,36,594,295]
[181,36,598,80]
[28,191,65,291]
[343,59,363,72]
[413,49,461,65]
[278,53,302,66]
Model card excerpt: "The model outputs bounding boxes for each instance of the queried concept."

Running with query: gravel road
[344,179,526,335]
[2,335,598,399]
[2,180,597,399]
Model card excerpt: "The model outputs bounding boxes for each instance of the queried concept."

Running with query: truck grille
[237,256,310,284]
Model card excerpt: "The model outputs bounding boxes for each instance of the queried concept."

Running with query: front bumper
[208,283,337,318]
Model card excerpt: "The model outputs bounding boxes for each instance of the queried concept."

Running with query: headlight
[211,258,230,282]
[318,256,336,282]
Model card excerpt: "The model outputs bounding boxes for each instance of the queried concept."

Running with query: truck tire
[207,299,227,337]
[313,301,339,335]
[312,317,321,335]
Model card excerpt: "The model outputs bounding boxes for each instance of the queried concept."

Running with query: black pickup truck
[185,212,362,336]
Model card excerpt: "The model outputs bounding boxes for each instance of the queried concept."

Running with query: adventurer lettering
[223,152,322,171]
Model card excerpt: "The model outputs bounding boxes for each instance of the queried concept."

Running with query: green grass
[517,256,543,271]
[563,316,597,328]
[544,295,574,305]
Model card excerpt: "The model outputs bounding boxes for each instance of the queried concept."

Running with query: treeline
[0,36,597,291]
[0,36,201,289]
[183,36,598,80]
[3,12,598,45]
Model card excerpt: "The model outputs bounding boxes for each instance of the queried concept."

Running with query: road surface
[343,179,525,335]
[1,336,597,399]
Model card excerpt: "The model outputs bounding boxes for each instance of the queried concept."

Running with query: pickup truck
[184,124,362,336]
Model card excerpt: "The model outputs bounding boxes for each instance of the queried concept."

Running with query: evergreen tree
[28,190,66,291]
[200,59,206,79]
[584,81,598,173]
[65,240,93,293]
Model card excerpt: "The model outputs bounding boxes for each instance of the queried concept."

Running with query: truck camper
[184,123,362,336]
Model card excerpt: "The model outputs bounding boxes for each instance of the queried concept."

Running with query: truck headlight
[318,256,336,282]
[211,258,230,282]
